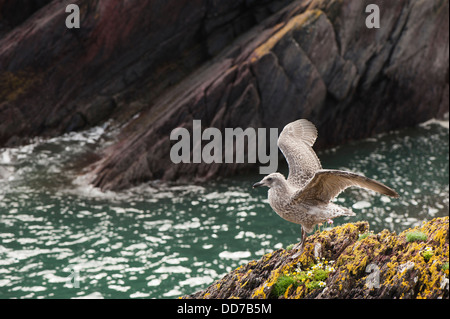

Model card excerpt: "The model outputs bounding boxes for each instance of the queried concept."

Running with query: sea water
[0,119,448,298]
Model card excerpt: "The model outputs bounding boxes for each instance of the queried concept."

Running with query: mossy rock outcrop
[185,216,449,299]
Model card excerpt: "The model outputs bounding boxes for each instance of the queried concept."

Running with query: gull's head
[252,173,286,189]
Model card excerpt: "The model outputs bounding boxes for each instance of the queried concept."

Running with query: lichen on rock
[184,216,449,299]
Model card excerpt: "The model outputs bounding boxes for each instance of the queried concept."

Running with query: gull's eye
[267,177,273,182]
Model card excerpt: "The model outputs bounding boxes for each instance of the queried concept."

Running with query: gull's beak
[252,181,264,188]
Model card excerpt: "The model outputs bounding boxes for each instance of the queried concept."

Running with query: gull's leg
[291,226,307,259]
[301,226,307,248]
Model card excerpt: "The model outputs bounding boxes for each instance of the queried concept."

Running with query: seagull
[253,119,399,253]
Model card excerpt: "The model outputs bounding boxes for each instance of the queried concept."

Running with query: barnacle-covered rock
[184,216,449,299]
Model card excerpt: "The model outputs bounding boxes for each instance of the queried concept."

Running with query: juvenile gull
[253,119,399,253]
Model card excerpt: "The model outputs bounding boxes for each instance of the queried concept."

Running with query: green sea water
[0,119,448,299]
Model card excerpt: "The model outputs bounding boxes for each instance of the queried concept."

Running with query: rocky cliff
[0,0,294,147]
[184,217,449,299]
[1,0,448,190]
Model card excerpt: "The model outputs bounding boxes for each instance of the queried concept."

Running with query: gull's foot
[289,242,304,260]
[288,227,307,260]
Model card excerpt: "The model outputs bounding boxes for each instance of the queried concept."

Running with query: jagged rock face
[185,217,449,299]
[1,0,448,190]
[0,0,294,146]
[0,0,53,36]
[89,0,448,191]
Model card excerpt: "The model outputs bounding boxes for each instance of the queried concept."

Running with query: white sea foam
[218,251,251,260]
[420,113,449,129]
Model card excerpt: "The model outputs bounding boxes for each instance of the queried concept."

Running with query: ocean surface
[0,119,448,299]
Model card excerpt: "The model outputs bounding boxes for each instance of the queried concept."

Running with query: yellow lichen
[284,284,294,298]
[0,71,42,102]
[252,10,324,60]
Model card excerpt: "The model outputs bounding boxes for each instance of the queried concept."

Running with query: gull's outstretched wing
[278,119,322,189]
[292,169,399,204]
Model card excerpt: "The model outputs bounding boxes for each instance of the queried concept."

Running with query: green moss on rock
[406,231,428,243]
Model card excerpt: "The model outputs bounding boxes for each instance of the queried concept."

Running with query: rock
[89,0,448,191]
[0,0,52,36]
[0,0,448,190]
[0,0,295,146]
[183,216,449,299]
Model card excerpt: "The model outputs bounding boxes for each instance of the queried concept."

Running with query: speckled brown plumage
[253,119,399,251]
